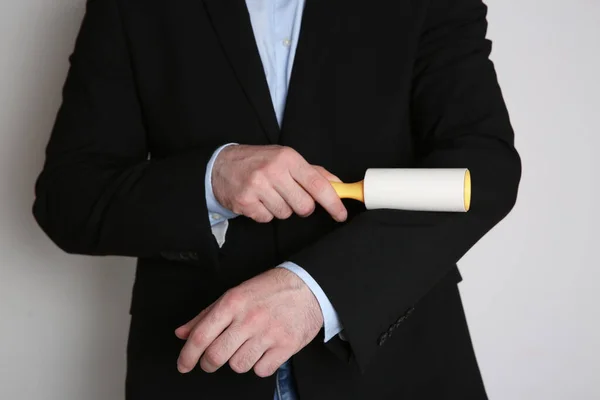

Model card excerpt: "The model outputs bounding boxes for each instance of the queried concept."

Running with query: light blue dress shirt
[204,0,343,344]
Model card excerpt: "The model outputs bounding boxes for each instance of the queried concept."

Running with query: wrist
[273,268,324,327]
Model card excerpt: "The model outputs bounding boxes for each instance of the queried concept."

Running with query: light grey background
[0,0,598,399]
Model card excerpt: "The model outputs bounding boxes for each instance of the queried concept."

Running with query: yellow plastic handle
[330,181,365,203]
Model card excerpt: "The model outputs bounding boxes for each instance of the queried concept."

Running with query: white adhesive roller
[330,168,471,212]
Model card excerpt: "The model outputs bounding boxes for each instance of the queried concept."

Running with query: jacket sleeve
[287,0,522,372]
[32,0,219,259]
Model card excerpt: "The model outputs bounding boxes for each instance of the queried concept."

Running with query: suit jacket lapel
[280,0,333,153]
[202,0,280,143]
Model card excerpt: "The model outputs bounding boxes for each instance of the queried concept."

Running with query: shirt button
[282,38,291,47]
[211,213,222,221]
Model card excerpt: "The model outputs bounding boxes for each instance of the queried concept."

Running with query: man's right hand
[212,145,348,223]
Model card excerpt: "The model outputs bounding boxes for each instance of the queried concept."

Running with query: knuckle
[244,308,268,328]
[230,350,256,374]
[245,208,262,222]
[308,175,327,194]
[229,358,248,374]
[207,310,223,327]
[234,190,255,209]
[231,204,244,215]
[255,213,274,223]
[325,198,345,217]
[254,363,277,378]
[269,204,283,217]
[248,171,267,189]
[273,205,292,219]
[264,326,284,344]
[204,348,224,367]
[190,330,205,348]
[265,325,297,349]
[222,289,246,311]
[273,147,298,166]
[276,332,296,350]
[277,146,295,160]
[264,163,285,180]
[296,200,315,217]
[222,328,240,348]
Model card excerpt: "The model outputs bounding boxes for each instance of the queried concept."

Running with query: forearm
[289,146,520,371]
[33,147,219,258]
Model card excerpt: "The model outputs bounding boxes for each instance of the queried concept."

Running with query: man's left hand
[175,268,324,377]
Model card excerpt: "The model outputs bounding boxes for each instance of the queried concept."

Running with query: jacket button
[161,251,180,261]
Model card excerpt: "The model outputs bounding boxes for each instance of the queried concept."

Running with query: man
[33,0,521,398]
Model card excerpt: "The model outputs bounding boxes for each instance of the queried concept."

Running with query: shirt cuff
[205,143,239,226]
[277,262,344,342]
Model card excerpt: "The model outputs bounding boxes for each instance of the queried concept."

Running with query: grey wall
[0,2,133,399]
[0,0,598,399]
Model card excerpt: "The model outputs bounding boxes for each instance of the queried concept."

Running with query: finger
[257,188,294,220]
[291,164,348,222]
[177,303,234,374]
[200,323,249,373]
[253,348,291,378]
[271,173,316,218]
[313,165,342,183]
[229,337,271,374]
[175,318,198,340]
[245,202,275,223]
[175,305,214,340]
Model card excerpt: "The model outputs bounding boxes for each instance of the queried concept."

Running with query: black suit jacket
[33,0,521,398]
